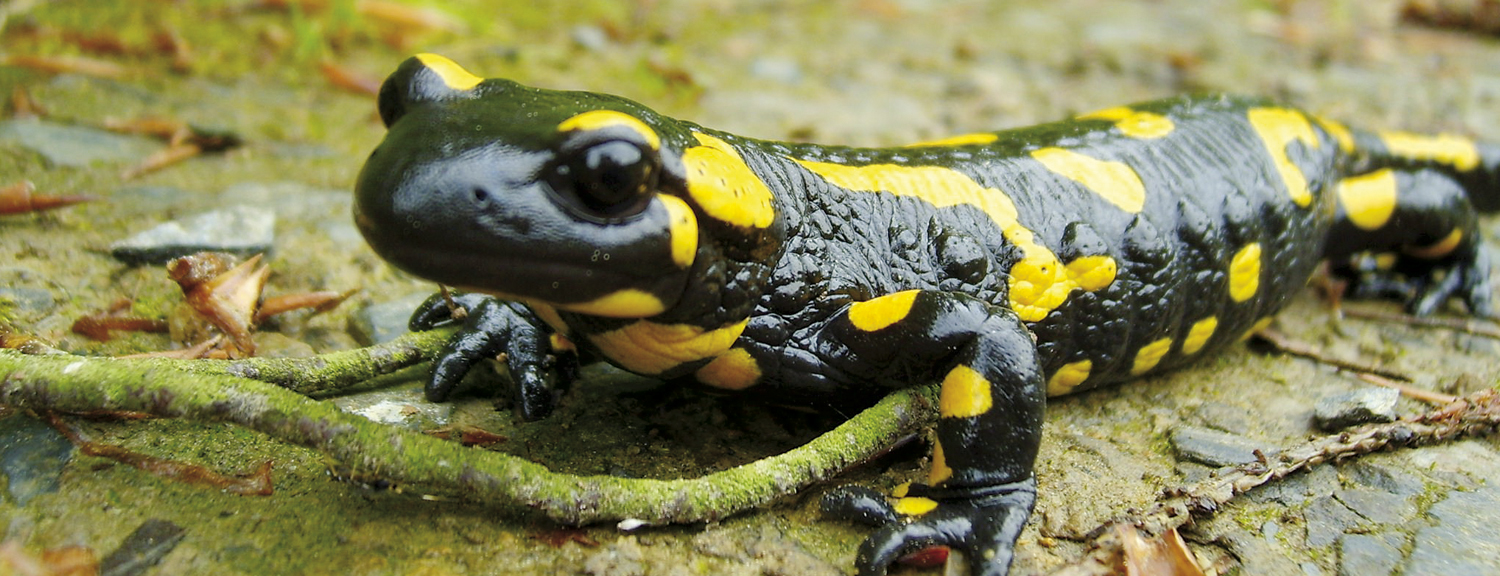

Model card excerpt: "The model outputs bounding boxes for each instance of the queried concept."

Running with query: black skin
[357,55,1500,576]
[409,293,578,421]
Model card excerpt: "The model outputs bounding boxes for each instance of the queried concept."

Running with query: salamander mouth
[370,239,678,310]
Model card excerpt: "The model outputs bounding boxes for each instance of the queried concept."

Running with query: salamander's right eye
[546,138,659,221]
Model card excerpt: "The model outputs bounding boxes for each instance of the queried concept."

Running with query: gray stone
[110,205,276,265]
[1216,529,1304,576]
[219,182,347,215]
[1338,532,1404,576]
[1192,401,1255,435]
[571,25,611,51]
[1313,387,1399,431]
[0,414,75,505]
[332,383,451,430]
[584,535,646,576]
[1249,462,1339,506]
[1341,460,1427,498]
[0,118,160,167]
[0,265,58,323]
[1304,495,1362,548]
[1170,425,1270,467]
[0,268,60,322]
[1335,487,1415,525]
[749,57,803,85]
[1407,485,1500,576]
[113,185,192,212]
[349,292,433,346]
[0,287,54,320]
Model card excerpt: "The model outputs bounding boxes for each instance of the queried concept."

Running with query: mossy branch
[176,327,457,396]
[0,338,937,526]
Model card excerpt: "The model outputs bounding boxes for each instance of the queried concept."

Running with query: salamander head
[354,54,699,318]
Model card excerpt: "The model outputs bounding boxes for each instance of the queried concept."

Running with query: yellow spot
[1240,317,1274,341]
[682,133,776,229]
[893,497,939,516]
[694,348,761,390]
[1406,228,1463,259]
[1065,255,1118,292]
[559,289,666,318]
[588,319,749,375]
[548,333,576,353]
[847,290,921,332]
[1078,106,1175,139]
[1315,117,1356,154]
[1182,317,1218,355]
[1336,170,1398,231]
[557,110,661,151]
[1374,252,1399,270]
[1030,147,1146,213]
[1229,243,1262,303]
[659,195,698,268]
[939,365,993,418]
[415,53,483,90]
[904,133,999,147]
[1007,254,1072,322]
[792,159,1069,321]
[891,482,912,498]
[928,442,952,485]
[1131,337,1173,376]
[1379,131,1480,172]
[1247,107,1320,207]
[1046,359,1093,396]
[528,303,569,335]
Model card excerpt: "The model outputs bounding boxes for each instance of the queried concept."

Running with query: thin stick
[1342,306,1500,340]
[1255,328,1412,382]
[1356,373,1457,405]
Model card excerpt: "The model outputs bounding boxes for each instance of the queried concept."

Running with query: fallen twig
[1355,373,1458,405]
[1254,328,1412,382]
[1341,306,1500,340]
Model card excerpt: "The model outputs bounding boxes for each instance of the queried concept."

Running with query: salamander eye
[547,139,658,221]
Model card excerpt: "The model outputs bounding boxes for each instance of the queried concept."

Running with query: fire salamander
[354,54,1500,576]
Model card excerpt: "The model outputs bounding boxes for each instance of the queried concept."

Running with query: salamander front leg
[814,290,1045,576]
[409,292,577,420]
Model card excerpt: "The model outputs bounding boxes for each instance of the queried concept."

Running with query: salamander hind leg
[814,290,1044,576]
[1325,168,1496,317]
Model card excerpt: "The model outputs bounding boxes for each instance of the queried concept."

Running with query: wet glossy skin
[355,54,1500,576]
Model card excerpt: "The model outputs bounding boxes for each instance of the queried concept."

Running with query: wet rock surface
[1170,425,1270,467]
[0,118,161,167]
[349,291,432,346]
[0,414,74,505]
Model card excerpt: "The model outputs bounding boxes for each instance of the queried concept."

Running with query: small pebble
[571,25,610,51]
[1313,387,1399,431]
[1169,425,1269,467]
[110,205,276,265]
